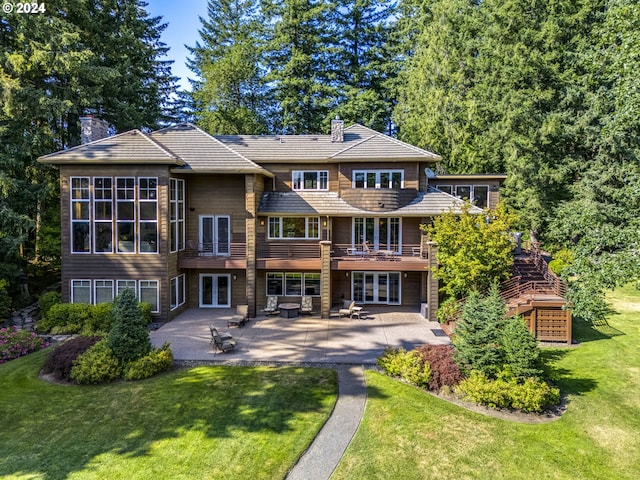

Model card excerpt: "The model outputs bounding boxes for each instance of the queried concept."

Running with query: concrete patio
[150,307,451,365]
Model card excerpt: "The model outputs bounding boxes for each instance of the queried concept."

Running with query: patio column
[427,242,439,322]
[245,175,257,317]
[320,240,332,319]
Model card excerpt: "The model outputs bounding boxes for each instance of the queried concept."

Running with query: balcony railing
[257,243,321,259]
[180,242,246,258]
[332,244,428,260]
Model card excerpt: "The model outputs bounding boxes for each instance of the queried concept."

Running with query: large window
[266,272,321,297]
[292,171,328,190]
[170,274,186,310]
[353,170,403,189]
[268,217,320,239]
[353,217,401,252]
[170,178,185,252]
[138,178,158,253]
[71,280,91,304]
[437,184,490,208]
[94,280,114,304]
[70,176,160,254]
[352,272,401,304]
[71,177,91,253]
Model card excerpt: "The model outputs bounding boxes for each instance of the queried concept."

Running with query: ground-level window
[71,280,91,304]
[170,274,186,310]
[352,272,401,305]
[139,280,159,313]
[266,272,321,297]
[94,279,114,304]
[116,280,137,297]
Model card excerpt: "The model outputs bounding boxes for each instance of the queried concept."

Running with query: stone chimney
[80,115,110,144]
[331,117,344,143]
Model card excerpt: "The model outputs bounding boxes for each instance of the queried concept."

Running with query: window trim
[170,178,186,253]
[138,279,160,313]
[265,272,321,297]
[138,177,158,254]
[170,274,186,311]
[71,279,92,304]
[94,279,114,305]
[292,170,329,191]
[70,177,91,254]
[267,217,321,240]
[352,170,404,189]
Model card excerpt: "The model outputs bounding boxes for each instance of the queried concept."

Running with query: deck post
[320,241,332,319]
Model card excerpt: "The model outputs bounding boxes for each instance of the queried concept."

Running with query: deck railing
[180,242,246,258]
[332,244,427,260]
[257,243,321,259]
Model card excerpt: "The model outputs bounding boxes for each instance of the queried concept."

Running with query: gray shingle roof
[150,123,272,176]
[38,130,182,165]
[217,124,441,163]
[258,187,482,216]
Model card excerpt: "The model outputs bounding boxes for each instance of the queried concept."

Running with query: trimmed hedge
[377,347,432,388]
[36,302,152,336]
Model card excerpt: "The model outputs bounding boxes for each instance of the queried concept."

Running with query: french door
[199,274,231,307]
[352,272,401,304]
[353,217,401,252]
[199,215,230,255]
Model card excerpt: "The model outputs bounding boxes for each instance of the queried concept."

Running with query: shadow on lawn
[0,361,340,480]
[542,349,597,399]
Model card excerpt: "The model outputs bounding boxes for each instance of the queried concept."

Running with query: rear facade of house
[40,118,504,323]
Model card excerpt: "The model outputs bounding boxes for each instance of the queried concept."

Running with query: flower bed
[0,326,49,364]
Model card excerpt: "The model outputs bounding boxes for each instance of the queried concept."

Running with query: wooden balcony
[331,244,429,272]
[257,242,321,269]
[178,242,247,269]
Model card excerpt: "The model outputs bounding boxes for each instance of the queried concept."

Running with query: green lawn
[0,358,337,480]
[333,284,640,480]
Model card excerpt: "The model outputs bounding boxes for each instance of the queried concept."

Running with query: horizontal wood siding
[185,174,247,245]
[403,273,422,305]
[265,163,339,192]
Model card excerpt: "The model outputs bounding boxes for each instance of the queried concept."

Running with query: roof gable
[38,130,182,165]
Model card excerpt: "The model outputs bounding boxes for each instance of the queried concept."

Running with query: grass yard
[333,284,640,480]
[0,357,337,480]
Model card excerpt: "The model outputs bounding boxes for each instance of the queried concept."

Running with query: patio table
[279,303,300,318]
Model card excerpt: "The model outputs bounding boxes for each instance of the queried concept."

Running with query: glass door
[199,215,230,256]
[352,272,401,304]
[199,274,230,307]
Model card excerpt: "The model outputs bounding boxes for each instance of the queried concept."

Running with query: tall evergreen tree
[0,0,176,300]
[186,0,270,134]
[262,0,336,133]
[329,0,397,133]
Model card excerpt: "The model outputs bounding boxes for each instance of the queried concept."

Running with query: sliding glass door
[352,272,401,304]
[199,274,230,307]
[353,217,401,252]
[199,215,230,255]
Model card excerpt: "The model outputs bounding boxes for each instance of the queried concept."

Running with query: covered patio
[150,307,451,365]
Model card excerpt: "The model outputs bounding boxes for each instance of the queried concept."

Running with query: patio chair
[228,304,248,328]
[210,328,236,353]
[263,296,280,316]
[300,295,313,315]
[339,300,356,318]
[209,324,233,342]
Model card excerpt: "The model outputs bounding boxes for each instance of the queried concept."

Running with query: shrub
[107,290,151,364]
[82,303,113,336]
[41,336,101,381]
[71,339,122,384]
[456,369,560,413]
[436,297,461,324]
[0,326,49,363]
[415,344,464,391]
[0,279,11,321]
[123,343,173,381]
[38,291,61,318]
[377,347,432,388]
[500,317,543,380]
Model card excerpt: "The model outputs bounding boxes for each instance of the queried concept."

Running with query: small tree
[500,316,543,380]
[453,287,505,378]
[107,289,151,365]
[424,203,516,299]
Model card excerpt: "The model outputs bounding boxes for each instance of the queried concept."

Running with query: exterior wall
[59,165,172,319]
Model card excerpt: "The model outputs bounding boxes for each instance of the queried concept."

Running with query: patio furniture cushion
[301,295,313,314]
[264,296,280,315]
[339,300,356,317]
[228,304,248,328]
[210,328,236,353]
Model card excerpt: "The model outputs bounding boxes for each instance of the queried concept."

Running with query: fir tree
[107,289,151,364]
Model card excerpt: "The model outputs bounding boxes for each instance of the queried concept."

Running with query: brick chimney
[331,117,344,143]
[80,115,110,144]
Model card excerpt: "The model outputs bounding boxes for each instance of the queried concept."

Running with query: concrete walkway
[150,308,449,480]
[286,365,366,480]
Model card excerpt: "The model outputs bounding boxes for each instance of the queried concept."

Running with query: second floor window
[353,170,403,189]
[437,185,490,208]
[268,217,320,239]
[292,171,328,190]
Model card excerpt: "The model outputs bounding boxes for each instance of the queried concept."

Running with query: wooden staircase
[501,244,572,344]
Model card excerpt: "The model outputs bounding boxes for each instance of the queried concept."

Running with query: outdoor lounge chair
[209,324,233,342]
[339,300,356,318]
[300,295,313,314]
[210,327,236,353]
[263,296,280,316]
[228,304,248,328]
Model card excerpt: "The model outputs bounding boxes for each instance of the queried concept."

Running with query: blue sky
[145,0,209,91]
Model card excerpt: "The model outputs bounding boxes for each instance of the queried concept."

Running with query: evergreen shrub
[377,347,432,388]
[71,339,122,384]
[123,343,173,381]
[107,289,151,364]
[38,291,61,318]
[41,336,101,381]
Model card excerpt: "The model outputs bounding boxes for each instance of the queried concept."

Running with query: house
[38,118,507,323]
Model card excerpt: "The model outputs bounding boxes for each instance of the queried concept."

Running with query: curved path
[286,365,367,480]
